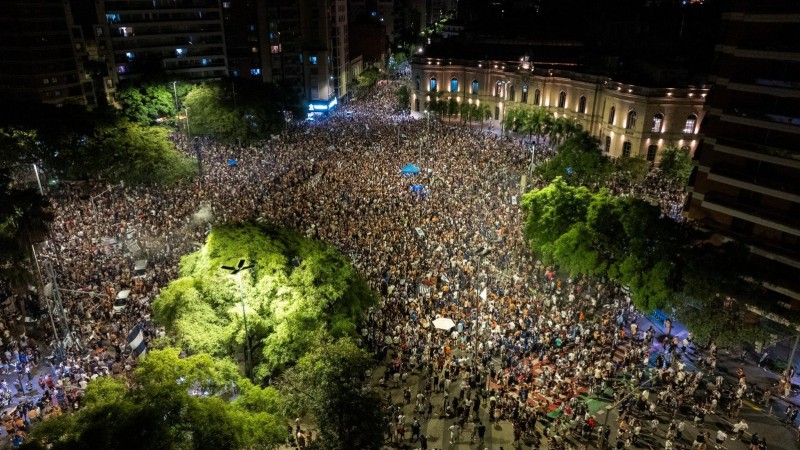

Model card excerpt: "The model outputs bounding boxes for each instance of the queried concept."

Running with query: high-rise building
[221,0,271,81]
[0,0,98,108]
[686,0,800,310]
[96,0,228,81]
[257,0,349,112]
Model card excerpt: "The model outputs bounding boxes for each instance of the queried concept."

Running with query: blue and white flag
[127,324,147,357]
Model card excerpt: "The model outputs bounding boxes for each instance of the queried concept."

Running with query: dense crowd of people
[0,82,784,449]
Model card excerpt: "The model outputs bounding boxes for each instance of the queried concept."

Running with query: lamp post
[172,81,179,111]
[184,106,191,139]
[221,260,255,380]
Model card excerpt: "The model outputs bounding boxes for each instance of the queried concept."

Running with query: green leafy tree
[536,132,612,186]
[447,98,459,123]
[24,348,286,450]
[476,104,492,130]
[614,156,651,186]
[153,223,377,381]
[0,167,52,316]
[117,82,177,125]
[396,85,410,110]
[89,119,197,185]
[658,144,694,186]
[280,338,384,450]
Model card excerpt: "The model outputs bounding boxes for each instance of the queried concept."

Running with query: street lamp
[172,81,179,111]
[221,260,255,380]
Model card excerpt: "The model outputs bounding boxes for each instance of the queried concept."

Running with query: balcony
[711,164,800,195]
[713,136,800,163]
[701,191,800,237]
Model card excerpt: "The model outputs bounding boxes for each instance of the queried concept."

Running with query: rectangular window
[605,136,611,153]
[223,1,231,8]
[472,81,479,95]
[42,78,49,85]
[117,65,127,74]
[202,58,208,66]
[271,44,282,54]
[309,56,318,65]
[250,68,262,76]
[622,141,632,157]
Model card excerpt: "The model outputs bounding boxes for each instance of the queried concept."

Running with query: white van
[114,290,130,315]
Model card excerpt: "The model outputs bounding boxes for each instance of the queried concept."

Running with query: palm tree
[477,104,492,130]
[447,98,459,124]
[504,108,523,135]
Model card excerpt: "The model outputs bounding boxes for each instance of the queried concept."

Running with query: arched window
[533,89,541,105]
[415,76,420,91]
[578,96,586,114]
[684,114,697,133]
[626,110,637,130]
[495,81,503,97]
[415,98,420,111]
[429,77,437,92]
[622,141,632,157]
[647,145,658,161]
[510,85,516,101]
[608,106,616,125]
[558,91,567,108]
[522,84,528,103]
[651,113,664,132]
[450,77,459,93]
[605,136,612,153]
[472,80,479,95]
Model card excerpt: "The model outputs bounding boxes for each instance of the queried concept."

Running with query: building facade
[411,56,708,162]
[686,1,800,309]
[0,0,99,108]
[248,0,350,112]
[96,0,229,81]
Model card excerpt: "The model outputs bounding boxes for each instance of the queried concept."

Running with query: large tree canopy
[23,348,286,450]
[280,338,384,450]
[153,223,377,380]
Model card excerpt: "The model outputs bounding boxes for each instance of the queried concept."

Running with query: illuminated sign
[307,97,338,112]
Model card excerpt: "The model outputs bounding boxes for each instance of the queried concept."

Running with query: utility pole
[43,261,80,360]
[172,81,179,111]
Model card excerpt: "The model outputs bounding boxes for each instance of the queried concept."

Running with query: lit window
[684,114,697,133]
[118,27,133,37]
[522,84,528,103]
[626,111,637,129]
[558,91,566,108]
[126,52,135,60]
[202,58,208,66]
[42,78,49,85]
[622,141,632,157]
[53,90,61,97]
[271,44,281,54]
[106,13,120,23]
[651,113,664,132]
[534,89,540,105]
[578,96,586,114]
[248,25,256,32]
[608,106,615,125]
[450,77,458,93]
[495,81,503,97]
[251,68,261,76]
[223,1,231,8]
[117,65,127,74]
[176,48,186,57]
[309,55,318,65]
[429,77,437,92]
[233,69,239,77]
